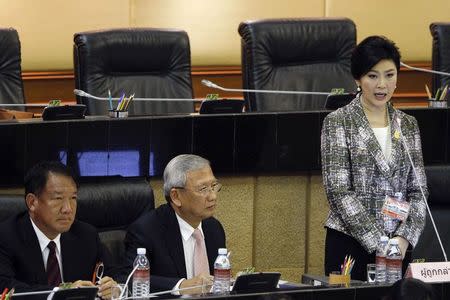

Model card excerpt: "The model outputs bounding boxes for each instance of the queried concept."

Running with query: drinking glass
[111,283,128,300]
[367,264,376,283]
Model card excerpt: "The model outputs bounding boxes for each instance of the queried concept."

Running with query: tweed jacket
[321,97,428,253]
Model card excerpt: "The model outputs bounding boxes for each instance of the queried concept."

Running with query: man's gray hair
[163,154,210,200]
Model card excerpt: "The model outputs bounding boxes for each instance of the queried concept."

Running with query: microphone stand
[201,80,332,96]
[397,117,448,261]
[401,62,450,77]
[73,90,203,102]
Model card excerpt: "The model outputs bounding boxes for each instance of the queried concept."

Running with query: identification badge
[381,195,410,221]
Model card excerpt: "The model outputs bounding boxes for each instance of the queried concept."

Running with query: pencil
[1,288,8,300]
[425,84,432,99]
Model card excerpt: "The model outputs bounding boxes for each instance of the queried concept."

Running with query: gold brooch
[394,130,400,140]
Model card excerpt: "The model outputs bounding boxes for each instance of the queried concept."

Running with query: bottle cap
[137,248,146,255]
[218,248,227,255]
[380,236,389,242]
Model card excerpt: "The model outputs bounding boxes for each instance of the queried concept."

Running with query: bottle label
[381,195,410,221]
[386,259,402,268]
[133,268,150,279]
[214,268,231,278]
[376,256,386,265]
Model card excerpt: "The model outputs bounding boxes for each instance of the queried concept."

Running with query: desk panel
[0,107,448,185]
[0,124,26,185]
[235,114,277,172]
[150,117,192,177]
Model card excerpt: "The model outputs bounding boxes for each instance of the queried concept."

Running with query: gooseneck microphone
[400,62,450,77]
[201,79,332,96]
[73,89,202,102]
[0,103,47,107]
[396,117,448,262]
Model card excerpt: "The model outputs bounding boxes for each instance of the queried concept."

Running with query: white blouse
[372,126,392,162]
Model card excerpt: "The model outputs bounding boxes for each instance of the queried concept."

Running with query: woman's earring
[357,86,362,93]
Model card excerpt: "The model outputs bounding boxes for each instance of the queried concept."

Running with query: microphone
[400,61,450,77]
[0,103,47,107]
[201,79,332,96]
[396,116,448,261]
[73,89,202,102]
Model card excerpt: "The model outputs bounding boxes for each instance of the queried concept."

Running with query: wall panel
[0,0,130,70]
[326,0,450,61]
[131,0,325,65]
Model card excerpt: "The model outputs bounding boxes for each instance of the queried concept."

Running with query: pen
[108,90,113,110]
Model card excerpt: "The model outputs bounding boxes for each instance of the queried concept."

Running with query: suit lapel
[202,220,217,274]
[60,230,78,282]
[351,98,391,177]
[163,206,187,278]
[387,105,404,174]
[19,215,48,284]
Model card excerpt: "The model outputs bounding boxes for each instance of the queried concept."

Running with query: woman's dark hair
[383,278,435,300]
[24,161,78,198]
[351,35,401,80]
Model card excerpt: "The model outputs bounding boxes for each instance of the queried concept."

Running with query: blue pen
[108,90,113,110]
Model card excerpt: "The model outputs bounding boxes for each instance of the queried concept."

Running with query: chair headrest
[76,176,155,231]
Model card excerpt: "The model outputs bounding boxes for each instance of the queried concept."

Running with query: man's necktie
[47,241,62,287]
[192,228,210,276]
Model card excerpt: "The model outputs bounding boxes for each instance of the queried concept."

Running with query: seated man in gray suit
[0,161,116,299]
[122,154,226,293]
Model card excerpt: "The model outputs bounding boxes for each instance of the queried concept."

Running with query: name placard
[406,262,450,282]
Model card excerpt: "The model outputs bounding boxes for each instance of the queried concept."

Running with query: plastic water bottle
[386,239,402,284]
[383,192,403,236]
[213,248,231,294]
[375,235,389,283]
[132,248,150,297]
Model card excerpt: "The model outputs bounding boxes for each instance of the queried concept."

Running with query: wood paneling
[21,62,432,112]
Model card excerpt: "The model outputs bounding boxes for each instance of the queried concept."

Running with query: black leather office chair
[0,28,25,109]
[238,18,357,112]
[412,165,450,261]
[73,28,194,116]
[430,23,450,95]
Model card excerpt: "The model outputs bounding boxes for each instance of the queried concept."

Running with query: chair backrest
[75,176,154,265]
[238,18,357,112]
[430,23,450,95]
[73,28,194,116]
[412,165,450,261]
[0,176,154,266]
[0,28,25,108]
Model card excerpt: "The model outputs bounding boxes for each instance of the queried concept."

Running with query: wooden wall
[22,63,432,112]
[1,0,450,70]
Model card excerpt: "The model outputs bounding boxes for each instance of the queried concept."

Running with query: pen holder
[328,273,350,285]
[428,99,447,108]
[109,110,128,118]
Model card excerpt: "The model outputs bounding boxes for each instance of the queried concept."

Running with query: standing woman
[321,36,428,281]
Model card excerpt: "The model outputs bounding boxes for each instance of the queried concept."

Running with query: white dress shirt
[30,218,64,282]
[173,213,205,290]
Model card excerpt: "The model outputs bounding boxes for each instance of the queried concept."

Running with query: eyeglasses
[93,261,104,284]
[175,182,222,196]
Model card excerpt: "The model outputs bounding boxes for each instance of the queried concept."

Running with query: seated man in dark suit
[0,161,117,299]
[122,154,226,293]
